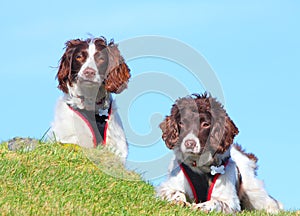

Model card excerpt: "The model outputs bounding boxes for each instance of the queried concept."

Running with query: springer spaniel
[157,93,283,213]
[48,37,130,163]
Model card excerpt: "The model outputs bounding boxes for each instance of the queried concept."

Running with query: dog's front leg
[192,199,235,213]
[157,186,191,207]
[169,190,191,207]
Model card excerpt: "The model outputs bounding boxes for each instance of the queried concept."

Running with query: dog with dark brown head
[160,93,238,173]
[157,93,283,213]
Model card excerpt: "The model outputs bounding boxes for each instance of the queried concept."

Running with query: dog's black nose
[184,139,196,149]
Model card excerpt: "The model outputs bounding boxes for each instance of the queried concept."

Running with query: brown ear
[56,52,71,93]
[159,116,179,149]
[105,41,131,93]
[208,98,239,154]
[210,115,239,154]
[56,39,81,93]
[221,116,239,152]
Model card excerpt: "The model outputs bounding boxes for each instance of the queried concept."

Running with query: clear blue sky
[1,0,299,210]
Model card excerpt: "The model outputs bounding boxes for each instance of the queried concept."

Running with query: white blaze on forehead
[88,42,96,57]
[84,42,97,70]
[78,42,101,82]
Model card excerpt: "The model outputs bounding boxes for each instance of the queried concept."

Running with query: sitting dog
[48,37,130,163]
[157,93,283,213]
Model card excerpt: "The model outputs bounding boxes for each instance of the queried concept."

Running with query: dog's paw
[169,191,190,207]
[192,201,215,213]
[192,200,234,213]
[192,200,222,213]
[171,200,191,207]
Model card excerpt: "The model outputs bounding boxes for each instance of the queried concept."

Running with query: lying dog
[157,93,283,213]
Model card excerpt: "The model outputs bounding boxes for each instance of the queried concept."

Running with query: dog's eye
[97,56,105,63]
[94,52,106,64]
[201,122,210,128]
[75,54,83,61]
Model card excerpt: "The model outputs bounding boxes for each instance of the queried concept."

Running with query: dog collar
[191,156,230,174]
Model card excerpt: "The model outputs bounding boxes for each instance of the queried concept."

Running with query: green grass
[0,139,298,215]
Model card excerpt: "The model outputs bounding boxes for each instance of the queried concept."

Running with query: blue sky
[1,0,299,210]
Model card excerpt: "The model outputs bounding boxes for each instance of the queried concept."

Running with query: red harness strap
[68,102,112,147]
[102,104,112,145]
[207,160,229,200]
[180,160,229,203]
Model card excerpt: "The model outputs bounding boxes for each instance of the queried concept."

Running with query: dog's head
[56,37,131,94]
[160,93,238,165]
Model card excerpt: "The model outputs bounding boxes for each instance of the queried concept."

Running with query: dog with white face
[48,37,130,163]
[157,93,283,214]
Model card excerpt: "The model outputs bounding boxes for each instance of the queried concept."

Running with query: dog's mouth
[182,145,215,171]
[179,134,216,170]
[181,151,201,165]
[195,150,214,165]
[185,148,201,155]
[78,77,102,85]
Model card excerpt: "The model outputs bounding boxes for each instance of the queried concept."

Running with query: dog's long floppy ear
[219,116,239,153]
[56,39,81,93]
[56,51,71,93]
[159,115,179,149]
[209,97,239,154]
[105,41,131,93]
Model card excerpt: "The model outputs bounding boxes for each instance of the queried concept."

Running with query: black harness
[180,163,214,203]
[180,159,229,203]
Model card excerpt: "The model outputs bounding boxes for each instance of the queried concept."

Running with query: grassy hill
[0,138,297,215]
